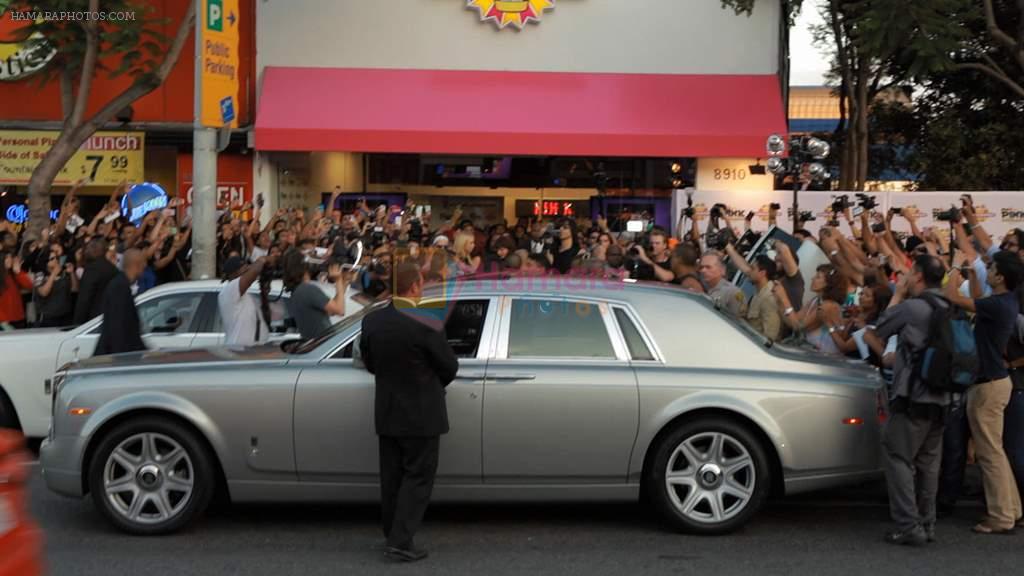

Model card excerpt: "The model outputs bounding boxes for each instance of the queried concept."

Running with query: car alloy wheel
[103,433,195,525]
[646,417,770,534]
[664,431,755,524]
[89,416,215,535]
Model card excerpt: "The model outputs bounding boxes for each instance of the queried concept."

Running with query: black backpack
[914,293,978,393]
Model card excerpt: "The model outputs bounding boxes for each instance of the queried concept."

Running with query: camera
[830,194,851,214]
[769,203,781,210]
[797,211,816,223]
[705,227,736,251]
[936,206,961,222]
[856,193,878,211]
[709,203,728,219]
[890,207,903,216]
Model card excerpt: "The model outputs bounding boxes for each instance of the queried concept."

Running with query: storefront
[0,0,257,225]
[252,0,788,227]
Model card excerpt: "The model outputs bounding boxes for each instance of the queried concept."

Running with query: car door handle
[489,373,536,381]
[455,372,486,380]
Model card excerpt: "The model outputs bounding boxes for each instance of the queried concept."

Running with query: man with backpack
[865,255,951,546]
[945,251,1024,534]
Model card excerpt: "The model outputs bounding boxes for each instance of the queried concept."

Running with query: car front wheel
[647,417,770,535]
[88,416,215,535]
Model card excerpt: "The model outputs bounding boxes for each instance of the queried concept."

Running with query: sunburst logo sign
[467,0,556,30]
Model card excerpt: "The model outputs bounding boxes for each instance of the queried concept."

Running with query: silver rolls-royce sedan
[40,278,885,535]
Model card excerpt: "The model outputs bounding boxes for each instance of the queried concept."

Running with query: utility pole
[191,0,217,280]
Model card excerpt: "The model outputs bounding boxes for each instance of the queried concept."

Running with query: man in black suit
[359,261,459,563]
[74,238,118,325]
[94,249,146,356]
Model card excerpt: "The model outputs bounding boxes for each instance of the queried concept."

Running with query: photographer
[725,239,803,311]
[218,255,271,346]
[282,248,352,340]
[359,248,394,298]
[631,228,674,282]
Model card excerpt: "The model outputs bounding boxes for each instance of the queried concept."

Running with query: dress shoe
[884,526,927,546]
[385,546,429,562]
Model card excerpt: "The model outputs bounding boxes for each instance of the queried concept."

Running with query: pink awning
[255,66,787,158]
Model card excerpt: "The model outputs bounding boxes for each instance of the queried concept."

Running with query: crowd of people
[1,182,1023,543]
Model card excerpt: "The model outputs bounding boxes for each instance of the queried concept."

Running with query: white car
[0,279,367,439]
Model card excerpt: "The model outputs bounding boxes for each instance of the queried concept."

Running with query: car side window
[445,300,489,358]
[508,299,615,359]
[138,293,205,335]
[329,299,490,361]
[613,307,656,361]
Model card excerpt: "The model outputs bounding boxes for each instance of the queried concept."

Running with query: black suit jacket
[94,273,146,356]
[74,259,118,325]
[360,301,459,437]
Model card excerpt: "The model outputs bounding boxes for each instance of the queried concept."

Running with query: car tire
[88,416,215,535]
[646,417,771,535]
[0,388,20,431]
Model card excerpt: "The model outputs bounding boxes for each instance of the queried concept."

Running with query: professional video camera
[797,210,816,223]
[830,194,851,214]
[856,193,878,211]
[936,206,961,222]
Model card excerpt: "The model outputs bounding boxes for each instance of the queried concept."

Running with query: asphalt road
[25,464,1021,576]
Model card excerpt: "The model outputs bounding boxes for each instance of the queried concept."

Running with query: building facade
[252,0,789,227]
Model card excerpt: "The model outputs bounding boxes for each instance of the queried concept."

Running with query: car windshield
[287,300,388,355]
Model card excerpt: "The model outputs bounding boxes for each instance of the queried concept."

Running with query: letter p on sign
[207,0,223,32]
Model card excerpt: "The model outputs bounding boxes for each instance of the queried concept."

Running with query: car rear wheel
[646,417,770,535]
[88,417,215,535]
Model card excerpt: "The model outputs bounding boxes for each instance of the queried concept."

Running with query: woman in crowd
[773,264,849,355]
[821,281,893,360]
[0,251,32,331]
[547,218,581,274]
[453,232,481,276]
[33,243,79,328]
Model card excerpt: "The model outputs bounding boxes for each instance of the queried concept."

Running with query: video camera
[856,193,878,211]
[830,194,851,214]
[936,206,961,223]
[797,210,816,223]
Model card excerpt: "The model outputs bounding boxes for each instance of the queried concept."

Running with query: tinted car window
[330,299,489,360]
[614,307,655,361]
[508,299,614,359]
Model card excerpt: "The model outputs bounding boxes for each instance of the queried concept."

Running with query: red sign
[176,153,253,211]
[534,201,574,217]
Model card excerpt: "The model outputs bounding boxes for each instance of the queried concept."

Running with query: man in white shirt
[218,256,269,347]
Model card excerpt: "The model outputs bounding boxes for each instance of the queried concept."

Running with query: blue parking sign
[219,96,235,124]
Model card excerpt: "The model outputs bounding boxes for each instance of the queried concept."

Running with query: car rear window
[613,308,655,361]
[508,299,615,359]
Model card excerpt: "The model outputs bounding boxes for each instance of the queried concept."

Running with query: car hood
[771,342,881,386]
[67,345,288,373]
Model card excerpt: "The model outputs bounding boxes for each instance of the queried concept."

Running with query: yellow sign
[467,0,555,30]
[200,0,240,128]
[0,130,144,186]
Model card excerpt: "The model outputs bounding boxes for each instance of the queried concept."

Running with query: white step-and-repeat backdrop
[672,190,1024,244]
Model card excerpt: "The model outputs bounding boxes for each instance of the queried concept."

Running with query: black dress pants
[379,435,440,550]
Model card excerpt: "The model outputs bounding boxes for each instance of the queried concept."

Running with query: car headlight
[48,372,66,440]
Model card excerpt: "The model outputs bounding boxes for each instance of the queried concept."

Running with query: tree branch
[954,62,1024,99]
[983,0,1022,63]
[79,0,195,135]
[60,64,74,127]
[69,0,101,129]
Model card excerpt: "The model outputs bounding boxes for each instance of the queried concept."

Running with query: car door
[482,297,639,483]
[293,298,496,484]
[55,290,206,367]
